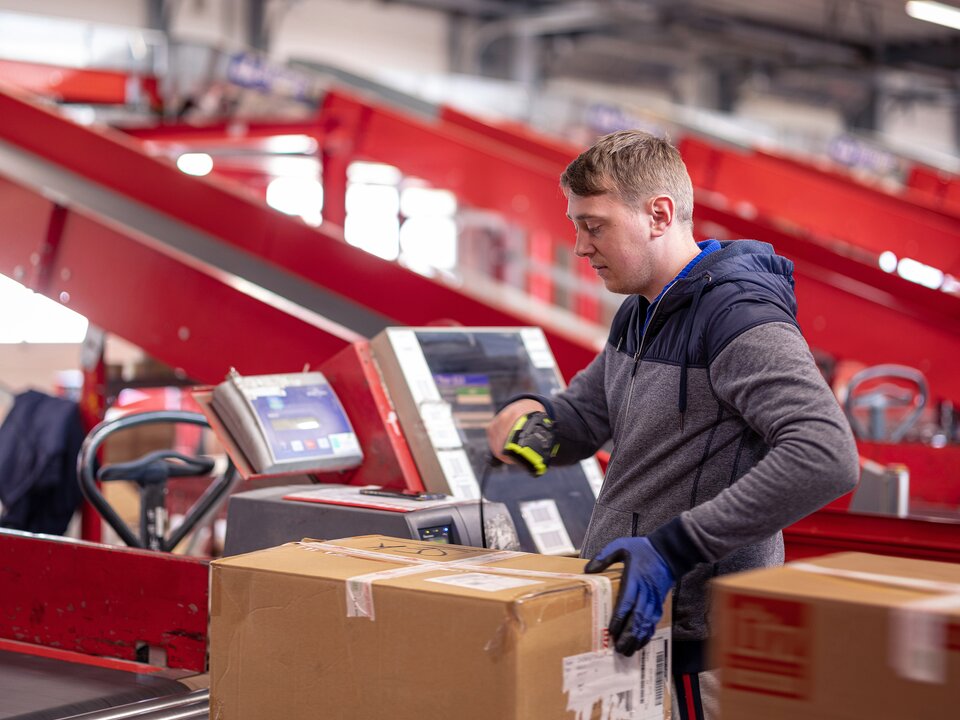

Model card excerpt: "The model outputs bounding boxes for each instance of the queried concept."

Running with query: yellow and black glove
[502,411,559,477]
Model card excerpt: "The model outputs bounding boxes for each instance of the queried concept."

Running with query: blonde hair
[560,130,694,225]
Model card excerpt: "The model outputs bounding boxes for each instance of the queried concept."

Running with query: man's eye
[586,225,600,235]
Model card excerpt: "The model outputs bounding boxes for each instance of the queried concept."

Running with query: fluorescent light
[347,161,402,186]
[906,1,960,31]
[345,184,400,217]
[176,153,213,176]
[344,215,400,260]
[878,251,898,273]
[264,134,318,155]
[897,257,944,290]
[400,217,458,271]
[266,177,324,227]
[400,187,457,218]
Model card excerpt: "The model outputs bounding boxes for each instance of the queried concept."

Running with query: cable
[479,453,500,549]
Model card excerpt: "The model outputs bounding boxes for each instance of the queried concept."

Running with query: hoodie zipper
[620,283,678,427]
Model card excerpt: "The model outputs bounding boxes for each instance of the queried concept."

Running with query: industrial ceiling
[383,0,959,131]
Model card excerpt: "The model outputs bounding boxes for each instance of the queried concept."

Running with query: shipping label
[723,594,811,700]
[890,593,960,683]
[563,627,670,720]
[425,572,542,592]
[519,498,576,556]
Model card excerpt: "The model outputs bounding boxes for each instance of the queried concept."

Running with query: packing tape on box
[792,561,960,684]
[295,541,612,650]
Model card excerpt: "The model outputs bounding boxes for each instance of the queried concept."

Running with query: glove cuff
[648,516,709,579]
[499,393,556,420]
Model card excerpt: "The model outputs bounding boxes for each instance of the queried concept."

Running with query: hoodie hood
[607,239,800,426]
[610,240,798,354]
[659,240,797,318]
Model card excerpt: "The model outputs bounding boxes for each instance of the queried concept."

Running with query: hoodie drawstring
[678,274,710,431]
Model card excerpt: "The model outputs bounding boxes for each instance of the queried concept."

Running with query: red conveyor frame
[0,82,597,385]
[1,81,959,582]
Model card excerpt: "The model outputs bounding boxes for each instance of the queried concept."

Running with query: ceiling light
[905,1,960,31]
[176,153,213,176]
[878,251,898,273]
[897,257,944,290]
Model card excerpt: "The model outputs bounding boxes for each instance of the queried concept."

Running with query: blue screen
[252,383,354,462]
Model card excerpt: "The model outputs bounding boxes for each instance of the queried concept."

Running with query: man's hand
[584,537,674,656]
[486,399,546,465]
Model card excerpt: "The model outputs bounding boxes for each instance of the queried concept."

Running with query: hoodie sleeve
[651,322,859,573]
[547,348,613,463]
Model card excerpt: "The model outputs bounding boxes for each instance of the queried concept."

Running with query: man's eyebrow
[566,213,604,221]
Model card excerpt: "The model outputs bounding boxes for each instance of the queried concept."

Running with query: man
[486,130,858,719]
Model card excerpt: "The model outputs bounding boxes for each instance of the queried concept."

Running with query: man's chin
[601,279,628,295]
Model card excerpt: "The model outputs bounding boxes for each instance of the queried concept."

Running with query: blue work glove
[584,537,675,656]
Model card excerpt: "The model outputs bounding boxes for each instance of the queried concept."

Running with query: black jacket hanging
[0,389,85,534]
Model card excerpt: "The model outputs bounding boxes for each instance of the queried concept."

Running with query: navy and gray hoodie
[536,240,858,667]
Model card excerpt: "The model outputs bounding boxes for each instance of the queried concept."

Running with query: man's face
[566,191,655,296]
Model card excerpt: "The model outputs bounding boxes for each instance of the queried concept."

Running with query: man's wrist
[499,393,556,419]
[648,517,709,579]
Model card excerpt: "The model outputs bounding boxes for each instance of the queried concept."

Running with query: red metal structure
[124,85,960,566]
[2,74,960,693]
[120,90,960,401]
[0,58,160,108]
[681,137,960,278]
[0,82,597,384]
[0,530,208,672]
[907,163,960,217]
[785,509,960,565]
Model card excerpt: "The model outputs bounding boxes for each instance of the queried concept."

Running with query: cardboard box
[712,552,960,719]
[210,535,671,720]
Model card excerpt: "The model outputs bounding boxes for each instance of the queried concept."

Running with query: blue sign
[226,52,314,102]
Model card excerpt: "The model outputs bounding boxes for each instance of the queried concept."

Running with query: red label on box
[723,594,811,700]
[948,623,960,652]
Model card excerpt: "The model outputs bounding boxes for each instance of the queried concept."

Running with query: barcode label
[519,499,575,555]
[563,632,670,720]
[437,450,479,499]
[655,643,666,706]
[530,505,554,524]
[389,329,441,404]
[640,644,647,706]
[520,328,556,369]
[538,530,567,552]
[419,401,462,449]
[636,628,671,718]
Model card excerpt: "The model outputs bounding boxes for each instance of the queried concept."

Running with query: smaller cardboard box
[712,552,960,720]
[210,535,671,720]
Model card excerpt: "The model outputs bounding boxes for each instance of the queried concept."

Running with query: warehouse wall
[0,344,81,394]
[0,0,144,26]
[884,102,956,156]
[272,1,448,76]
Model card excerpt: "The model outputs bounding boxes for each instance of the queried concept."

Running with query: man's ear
[648,195,675,236]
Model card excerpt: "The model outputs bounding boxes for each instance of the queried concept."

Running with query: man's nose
[574,232,592,258]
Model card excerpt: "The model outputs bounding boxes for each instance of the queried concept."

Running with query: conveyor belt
[59,690,209,720]
[0,651,192,720]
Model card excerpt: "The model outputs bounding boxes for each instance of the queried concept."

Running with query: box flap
[714,552,960,612]
[213,535,617,599]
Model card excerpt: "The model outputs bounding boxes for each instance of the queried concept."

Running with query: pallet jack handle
[78,410,237,552]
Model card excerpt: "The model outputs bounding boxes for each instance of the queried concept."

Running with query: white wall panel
[273,0,447,77]
[0,0,144,26]
[883,102,955,156]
